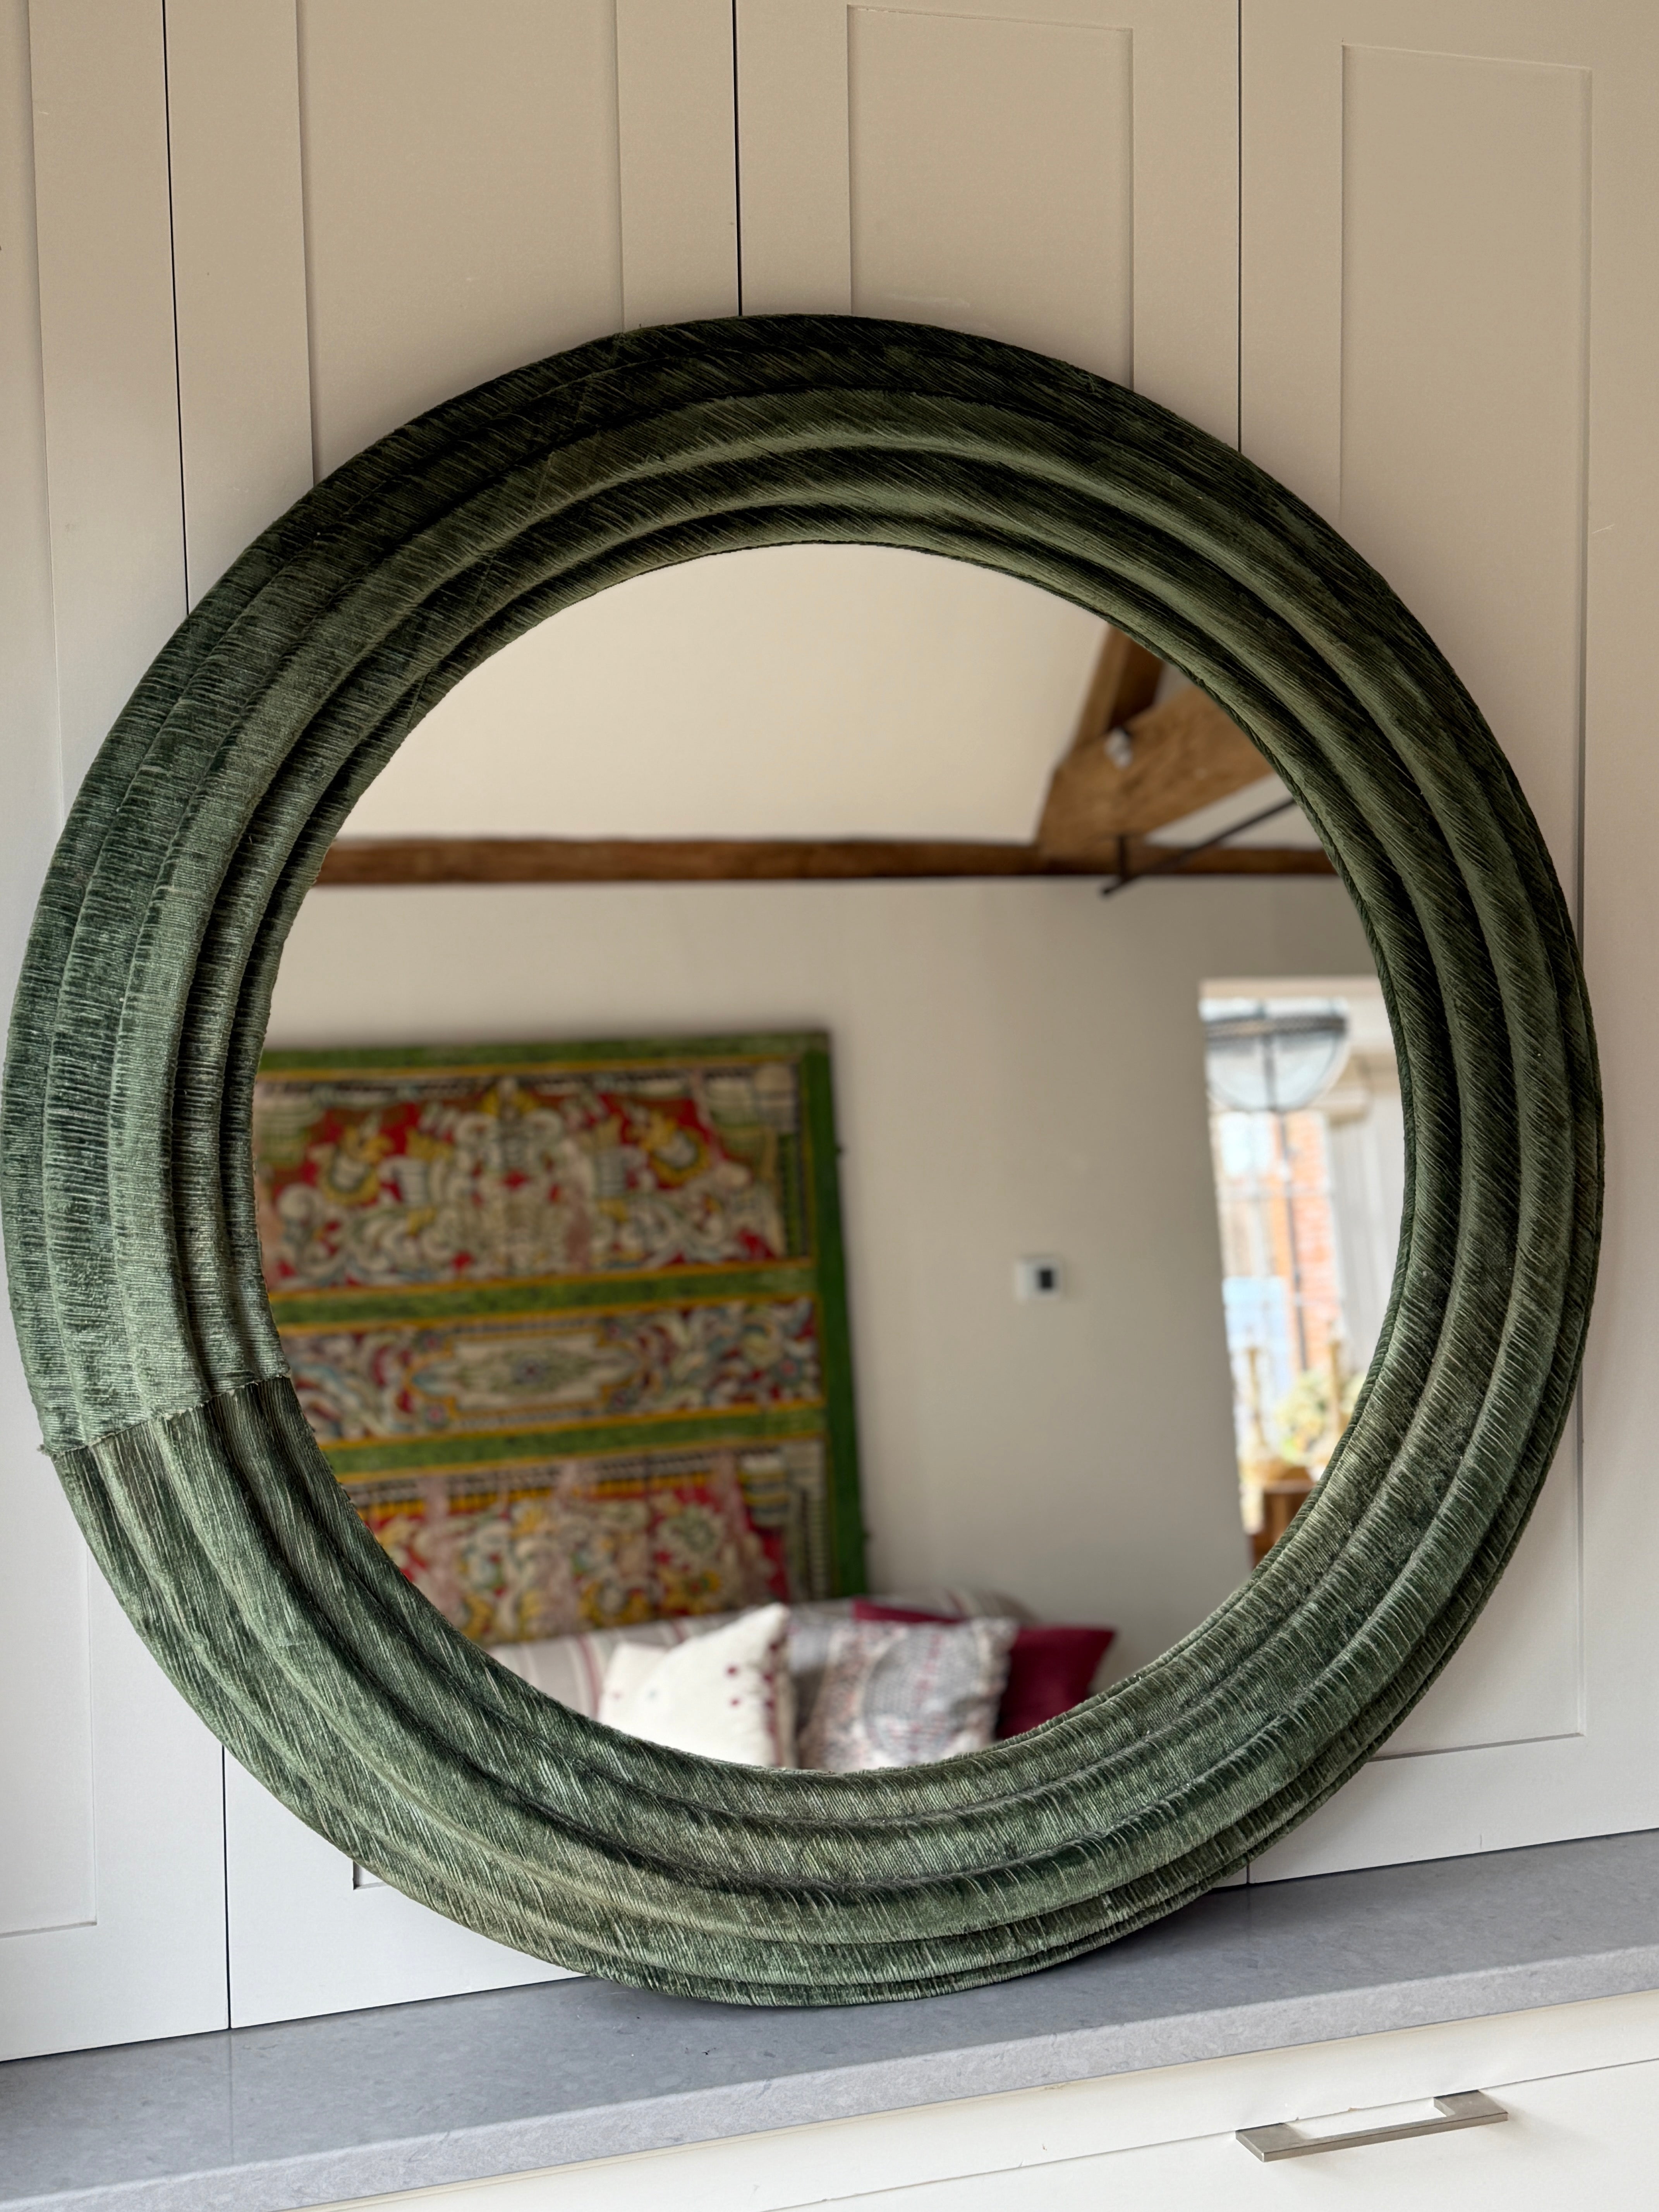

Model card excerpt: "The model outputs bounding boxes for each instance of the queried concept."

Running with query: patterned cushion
[796,1618,1019,1771]
[598,1606,795,1766]
[851,1600,1116,1736]
[489,1587,1029,1723]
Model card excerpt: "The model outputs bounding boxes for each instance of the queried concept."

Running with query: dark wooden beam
[315,835,1333,886]
[1117,840,1332,882]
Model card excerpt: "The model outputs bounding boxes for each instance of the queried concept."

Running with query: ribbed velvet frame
[1,317,1600,2005]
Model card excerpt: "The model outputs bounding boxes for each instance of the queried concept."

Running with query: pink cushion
[851,1601,1115,1738]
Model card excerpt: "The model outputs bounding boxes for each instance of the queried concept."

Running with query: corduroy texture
[0,317,1601,2004]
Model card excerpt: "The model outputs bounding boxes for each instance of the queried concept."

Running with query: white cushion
[598,1604,796,1766]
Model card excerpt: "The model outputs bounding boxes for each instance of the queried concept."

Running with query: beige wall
[268,872,1376,1678]
[341,544,1105,844]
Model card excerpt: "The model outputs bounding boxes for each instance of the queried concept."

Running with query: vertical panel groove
[158,2,191,601]
[293,0,321,489]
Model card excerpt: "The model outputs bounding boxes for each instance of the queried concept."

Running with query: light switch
[1014,1256,1063,1302]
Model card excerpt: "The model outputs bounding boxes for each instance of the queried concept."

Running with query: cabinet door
[735,0,1237,440]
[0,0,230,2064]
[1240,1,1659,1880]
[795,2060,1659,2209]
[165,0,738,595]
[0,0,741,2047]
[223,1756,573,2027]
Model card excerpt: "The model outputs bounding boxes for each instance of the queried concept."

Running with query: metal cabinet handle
[1238,2089,1509,2161]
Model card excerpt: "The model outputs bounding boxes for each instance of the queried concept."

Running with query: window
[1202,981,1403,1546]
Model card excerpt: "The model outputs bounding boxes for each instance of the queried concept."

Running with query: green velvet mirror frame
[1,317,1601,2005]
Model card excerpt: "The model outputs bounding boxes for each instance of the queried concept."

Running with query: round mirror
[2,318,1599,2005]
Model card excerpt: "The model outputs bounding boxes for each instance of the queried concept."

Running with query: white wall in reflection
[342,544,1106,842]
[270,872,1375,1678]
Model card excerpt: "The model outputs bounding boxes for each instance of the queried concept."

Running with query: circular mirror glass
[254,544,1404,1776]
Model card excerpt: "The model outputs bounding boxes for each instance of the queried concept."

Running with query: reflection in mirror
[1202,985,1404,1561]
[258,547,1402,1775]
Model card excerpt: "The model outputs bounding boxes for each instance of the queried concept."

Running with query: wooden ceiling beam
[314,628,1319,890]
[314,835,1332,886]
[1061,625,1164,760]
[1037,677,1273,859]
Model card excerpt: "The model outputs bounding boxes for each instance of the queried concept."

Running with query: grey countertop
[8,1827,1659,2212]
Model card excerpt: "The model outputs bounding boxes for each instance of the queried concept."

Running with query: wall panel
[225,1757,570,2029]
[167,0,313,601]
[736,0,1238,440]
[3,0,228,2062]
[296,0,624,475]
[28,0,186,789]
[1,0,91,1949]
[846,10,1133,384]
[616,0,738,328]
[1243,0,1658,1881]
[1338,45,1588,882]
[1328,42,1589,1761]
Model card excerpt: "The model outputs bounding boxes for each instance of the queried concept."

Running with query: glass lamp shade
[1202,999,1350,1114]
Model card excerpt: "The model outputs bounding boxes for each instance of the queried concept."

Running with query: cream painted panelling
[297,0,624,474]
[224,1753,573,2030]
[1243,0,1659,1882]
[28,0,187,787]
[616,0,738,328]
[161,0,740,588]
[1,0,90,1948]
[3,0,229,2063]
[1338,48,1588,886]
[1244,22,1588,876]
[736,0,1238,440]
[0,1578,228,2060]
[846,9,1132,383]
[166,0,313,601]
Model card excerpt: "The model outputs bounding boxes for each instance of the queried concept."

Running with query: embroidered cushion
[851,1600,1116,1738]
[797,1618,1018,1771]
[489,1587,1029,1720]
[596,1604,795,1766]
